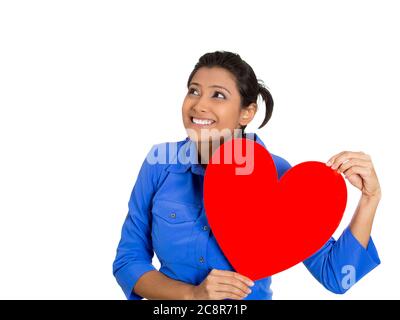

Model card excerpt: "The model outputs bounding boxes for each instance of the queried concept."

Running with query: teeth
[192,117,215,125]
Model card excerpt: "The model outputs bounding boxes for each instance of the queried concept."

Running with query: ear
[239,103,257,126]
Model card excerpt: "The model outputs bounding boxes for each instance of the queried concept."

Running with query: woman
[112,51,381,300]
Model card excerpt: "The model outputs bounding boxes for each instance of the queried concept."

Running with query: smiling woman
[182,58,271,130]
[181,52,274,166]
[183,67,248,146]
[112,50,381,300]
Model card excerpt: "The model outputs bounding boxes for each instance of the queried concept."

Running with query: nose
[192,95,210,114]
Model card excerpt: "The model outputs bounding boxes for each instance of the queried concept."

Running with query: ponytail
[257,82,274,129]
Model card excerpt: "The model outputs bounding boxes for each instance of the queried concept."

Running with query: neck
[196,140,217,168]
[195,130,245,168]
[196,131,246,168]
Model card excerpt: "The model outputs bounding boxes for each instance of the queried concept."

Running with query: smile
[191,117,216,126]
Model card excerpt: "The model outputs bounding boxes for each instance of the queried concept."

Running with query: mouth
[190,117,216,127]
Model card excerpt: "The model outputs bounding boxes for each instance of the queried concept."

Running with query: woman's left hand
[326,151,381,200]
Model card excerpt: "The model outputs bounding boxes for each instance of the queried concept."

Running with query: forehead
[190,67,237,90]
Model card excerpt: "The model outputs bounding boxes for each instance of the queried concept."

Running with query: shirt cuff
[114,262,156,300]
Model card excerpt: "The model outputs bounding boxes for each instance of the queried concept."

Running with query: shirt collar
[166,132,266,176]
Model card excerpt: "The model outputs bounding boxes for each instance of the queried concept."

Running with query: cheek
[181,100,190,116]
[216,106,241,127]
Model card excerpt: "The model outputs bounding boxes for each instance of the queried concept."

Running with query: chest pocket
[151,199,202,263]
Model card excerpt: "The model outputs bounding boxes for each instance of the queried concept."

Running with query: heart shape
[204,138,347,281]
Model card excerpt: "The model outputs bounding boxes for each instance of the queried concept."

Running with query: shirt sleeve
[303,226,381,294]
[112,146,160,300]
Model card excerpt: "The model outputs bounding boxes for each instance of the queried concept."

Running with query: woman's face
[182,66,256,142]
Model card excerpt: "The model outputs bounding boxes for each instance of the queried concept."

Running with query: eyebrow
[189,82,231,95]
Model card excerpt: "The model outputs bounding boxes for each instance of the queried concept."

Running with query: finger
[327,150,367,167]
[212,275,252,295]
[215,283,250,297]
[330,151,369,170]
[343,165,371,179]
[326,151,347,166]
[211,269,254,287]
[336,158,371,173]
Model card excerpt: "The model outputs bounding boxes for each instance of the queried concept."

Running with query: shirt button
[202,225,209,231]
[170,212,176,218]
[199,256,205,263]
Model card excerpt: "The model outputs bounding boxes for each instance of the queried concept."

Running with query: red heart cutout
[204,138,347,281]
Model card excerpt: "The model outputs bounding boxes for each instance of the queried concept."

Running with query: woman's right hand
[190,269,255,300]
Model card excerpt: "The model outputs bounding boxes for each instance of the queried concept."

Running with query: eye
[213,91,226,99]
[187,87,226,99]
[188,88,199,96]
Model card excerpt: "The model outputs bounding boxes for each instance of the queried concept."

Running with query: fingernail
[326,161,332,166]
[247,289,252,294]
[248,281,255,286]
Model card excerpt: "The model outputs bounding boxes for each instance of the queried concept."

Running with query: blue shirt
[112,132,381,300]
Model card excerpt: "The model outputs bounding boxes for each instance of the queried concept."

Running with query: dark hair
[186,50,274,131]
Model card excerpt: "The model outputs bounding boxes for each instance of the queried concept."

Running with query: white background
[0,0,399,299]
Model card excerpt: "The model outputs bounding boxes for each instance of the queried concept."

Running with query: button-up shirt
[113,132,381,299]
